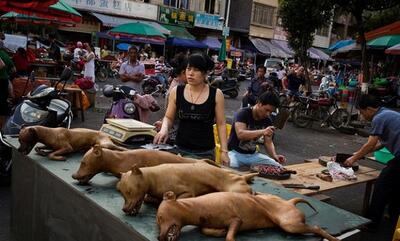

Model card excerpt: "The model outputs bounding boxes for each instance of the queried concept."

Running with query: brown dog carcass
[72,145,217,184]
[116,163,257,216]
[18,126,125,161]
[157,191,340,241]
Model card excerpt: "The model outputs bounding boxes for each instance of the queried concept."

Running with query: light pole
[217,0,231,62]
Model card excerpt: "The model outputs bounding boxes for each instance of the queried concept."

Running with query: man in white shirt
[119,46,145,93]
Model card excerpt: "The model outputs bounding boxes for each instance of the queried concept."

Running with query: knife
[282,184,320,190]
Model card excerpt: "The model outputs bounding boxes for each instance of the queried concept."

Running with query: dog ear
[163,191,176,201]
[130,165,142,175]
[28,127,37,139]
[93,144,102,156]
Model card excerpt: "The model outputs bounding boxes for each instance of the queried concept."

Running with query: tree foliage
[364,5,400,32]
[279,0,333,66]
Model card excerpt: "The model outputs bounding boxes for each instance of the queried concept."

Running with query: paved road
[0,78,396,241]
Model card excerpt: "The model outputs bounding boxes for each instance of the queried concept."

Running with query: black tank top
[176,85,216,151]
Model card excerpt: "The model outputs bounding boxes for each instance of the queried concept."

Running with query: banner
[158,6,195,28]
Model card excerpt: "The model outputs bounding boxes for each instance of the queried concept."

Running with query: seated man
[227,91,286,168]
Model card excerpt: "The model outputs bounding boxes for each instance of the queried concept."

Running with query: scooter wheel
[96,68,108,82]
[227,89,239,98]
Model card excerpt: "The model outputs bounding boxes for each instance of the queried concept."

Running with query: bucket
[374,147,395,164]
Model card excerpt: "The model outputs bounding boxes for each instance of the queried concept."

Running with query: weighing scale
[100,119,157,144]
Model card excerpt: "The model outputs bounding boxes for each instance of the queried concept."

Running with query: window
[252,3,275,27]
[316,26,329,37]
[205,0,215,14]
[164,0,189,9]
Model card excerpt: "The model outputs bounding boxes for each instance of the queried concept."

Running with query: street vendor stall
[4,136,371,241]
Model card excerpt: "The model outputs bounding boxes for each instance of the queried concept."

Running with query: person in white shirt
[119,46,145,93]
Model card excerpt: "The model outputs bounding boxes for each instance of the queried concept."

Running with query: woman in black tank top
[154,53,229,164]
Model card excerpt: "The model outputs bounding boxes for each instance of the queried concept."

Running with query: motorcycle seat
[48,99,71,122]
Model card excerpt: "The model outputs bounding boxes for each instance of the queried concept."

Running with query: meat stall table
[268,158,380,215]
[7,138,370,241]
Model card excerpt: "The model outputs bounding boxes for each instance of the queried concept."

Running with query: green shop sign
[158,6,195,28]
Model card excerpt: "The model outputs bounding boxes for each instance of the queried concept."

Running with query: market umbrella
[218,36,227,62]
[0,0,81,23]
[385,43,400,55]
[367,35,400,49]
[116,43,131,51]
[108,22,166,43]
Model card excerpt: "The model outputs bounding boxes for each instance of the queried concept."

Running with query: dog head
[72,145,103,184]
[18,127,38,155]
[157,191,181,241]
[116,165,148,216]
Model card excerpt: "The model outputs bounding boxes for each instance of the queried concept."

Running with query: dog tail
[290,198,317,213]
[243,173,258,183]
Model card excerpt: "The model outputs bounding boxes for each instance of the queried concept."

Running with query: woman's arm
[215,89,229,164]
[153,87,177,144]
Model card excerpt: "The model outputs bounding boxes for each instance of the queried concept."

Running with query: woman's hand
[153,129,168,144]
[220,151,230,166]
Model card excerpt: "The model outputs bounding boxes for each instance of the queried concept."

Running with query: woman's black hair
[170,52,188,77]
[187,52,214,73]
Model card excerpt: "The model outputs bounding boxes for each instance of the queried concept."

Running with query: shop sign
[64,0,158,20]
[158,6,195,28]
[194,13,223,30]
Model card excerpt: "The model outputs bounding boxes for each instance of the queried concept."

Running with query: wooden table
[63,87,85,122]
[270,158,380,215]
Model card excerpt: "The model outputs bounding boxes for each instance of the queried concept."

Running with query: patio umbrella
[108,22,166,42]
[367,35,400,49]
[0,0,81,23]
[116,43,131,51]
[218,36,227,62]
[385,43,400,55]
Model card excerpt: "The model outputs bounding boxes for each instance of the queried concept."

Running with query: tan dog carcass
[18,126,125,161]
[157,191,340,241]
[116,163,257,216]
[72,145,216,184]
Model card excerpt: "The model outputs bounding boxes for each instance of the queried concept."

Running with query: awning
[308,47,332,61]
[162,24,195,40]
[201,36,221,50]
[96,32,165,45]
[91,12,170,35]
[249,37,291,58]
[166,38,208,48]
[270,39,294,57]
[328,39,355,52]
[201,36,239,51]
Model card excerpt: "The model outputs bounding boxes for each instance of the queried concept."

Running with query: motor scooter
[0,66,73,185]
[102,85,161,122]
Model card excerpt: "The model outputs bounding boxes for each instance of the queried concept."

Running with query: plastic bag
[327,161,357,181]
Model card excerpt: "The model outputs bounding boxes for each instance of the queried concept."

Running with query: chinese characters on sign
[194,13,223,30]
[158,6,195,28]
[65,0,158,20]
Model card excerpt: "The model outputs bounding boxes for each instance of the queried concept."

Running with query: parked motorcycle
[208,73,240,98]
[102,85,161,123]
[0,67,73,185]
[292,91,349,129]
[237,64,254,82]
